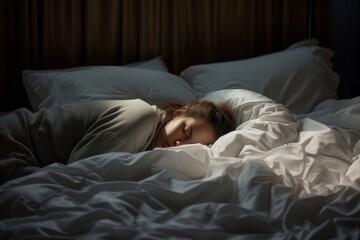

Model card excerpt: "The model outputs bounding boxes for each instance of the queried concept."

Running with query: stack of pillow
[23,39,339,114]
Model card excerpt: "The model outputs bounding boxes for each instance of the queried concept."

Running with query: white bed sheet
[0,94,359,239]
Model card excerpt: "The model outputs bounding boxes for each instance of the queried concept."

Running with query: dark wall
[331,0,360,98]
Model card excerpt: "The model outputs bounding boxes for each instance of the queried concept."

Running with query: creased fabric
[0,96,359,239]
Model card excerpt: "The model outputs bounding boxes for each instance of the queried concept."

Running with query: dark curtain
[0,0,331,111]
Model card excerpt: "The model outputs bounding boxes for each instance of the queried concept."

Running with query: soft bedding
[0,89,359,239]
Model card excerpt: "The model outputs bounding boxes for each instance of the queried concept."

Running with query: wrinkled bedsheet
[0,93,359,239]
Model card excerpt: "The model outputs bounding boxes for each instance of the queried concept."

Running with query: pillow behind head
[181,40,340,114]
[23,57,195,111]
[201,89,276,126]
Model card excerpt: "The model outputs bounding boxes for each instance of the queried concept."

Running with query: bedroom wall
[330,0,360,99]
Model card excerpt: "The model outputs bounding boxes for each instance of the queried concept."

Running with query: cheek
[195,135,212,145]
[196,128,216,145]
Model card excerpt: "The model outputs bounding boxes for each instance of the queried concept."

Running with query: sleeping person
[0,99,235,183]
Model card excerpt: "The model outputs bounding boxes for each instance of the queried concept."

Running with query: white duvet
[0,89,359,239]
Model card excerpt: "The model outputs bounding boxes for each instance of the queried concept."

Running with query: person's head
[153,100,235,148]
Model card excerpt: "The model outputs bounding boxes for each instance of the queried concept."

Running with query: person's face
[154,115,216,148]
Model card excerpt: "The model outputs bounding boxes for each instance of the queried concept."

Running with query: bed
[0,39,359,239]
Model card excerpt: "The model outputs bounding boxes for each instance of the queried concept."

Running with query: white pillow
[201,89,276,125]
[23,58,195,111]
[181,40,340,114]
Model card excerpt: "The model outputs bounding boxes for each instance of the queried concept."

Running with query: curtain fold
[0,0,331,111]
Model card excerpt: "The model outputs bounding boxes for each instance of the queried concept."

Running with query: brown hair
[160,100,236,140]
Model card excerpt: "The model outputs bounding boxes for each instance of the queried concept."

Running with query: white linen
[0,91,359,239]
[293,96,360,130]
